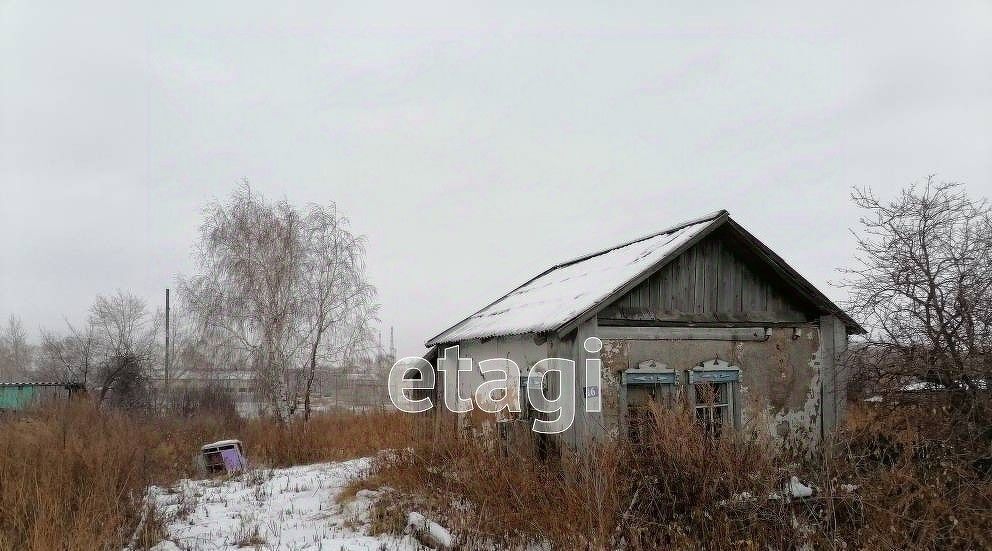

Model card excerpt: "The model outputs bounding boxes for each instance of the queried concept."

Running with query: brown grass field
[0,400,416,550]
[0,398,989,550]
[357,403,992,550]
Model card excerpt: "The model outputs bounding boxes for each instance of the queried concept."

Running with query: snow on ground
[150,458,422,550]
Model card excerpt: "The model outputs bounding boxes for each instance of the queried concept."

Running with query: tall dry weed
[364,402,992,550]
[0,400,416,550]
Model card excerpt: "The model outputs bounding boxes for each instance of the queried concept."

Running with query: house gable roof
[426,211,863,346]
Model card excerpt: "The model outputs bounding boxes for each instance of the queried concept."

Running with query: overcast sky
[1,1,990,357]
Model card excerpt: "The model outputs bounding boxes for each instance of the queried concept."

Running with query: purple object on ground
[220,448,245,471]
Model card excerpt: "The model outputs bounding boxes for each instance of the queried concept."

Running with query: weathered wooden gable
[599,227,816,324]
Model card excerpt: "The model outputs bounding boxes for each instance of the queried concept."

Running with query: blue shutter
[689,370,739,384]
[623,372,677,385]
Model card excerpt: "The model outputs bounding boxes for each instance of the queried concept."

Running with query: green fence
[0,383,84,411]
[0,385,39,409]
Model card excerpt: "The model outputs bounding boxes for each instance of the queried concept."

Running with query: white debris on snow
[787,476,814,498]
[405,511,454,550]
[149,457,421,550]
[427,212,724,344]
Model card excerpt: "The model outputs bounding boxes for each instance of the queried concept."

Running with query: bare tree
[184,184,377,422]
[88,291,156,406]
[184,185,303,421]
[0,315,34,379]
[37,322,97,385]
[840,178,992,400]
[154,302,209,386]
[292,203,378,420]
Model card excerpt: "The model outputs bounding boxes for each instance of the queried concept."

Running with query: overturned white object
[406,511,454,550]
[787,476,814,498]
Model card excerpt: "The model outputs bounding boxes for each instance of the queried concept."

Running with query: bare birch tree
[292,203,378,420]
[840,178,992,402]
[0,315,33,379]
[184,184,377,422]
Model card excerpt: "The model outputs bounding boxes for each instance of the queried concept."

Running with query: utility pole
[165,288,170,397]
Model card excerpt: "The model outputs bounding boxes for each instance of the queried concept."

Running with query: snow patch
[149,458,420,550]
[406,511,454,550]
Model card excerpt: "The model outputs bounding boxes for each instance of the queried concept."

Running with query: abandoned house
[423,210,865,452]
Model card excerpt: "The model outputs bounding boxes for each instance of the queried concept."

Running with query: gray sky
[1,1,990,357]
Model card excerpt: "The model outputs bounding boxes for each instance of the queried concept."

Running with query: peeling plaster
[764,348,823,453]
[598,324,826,449]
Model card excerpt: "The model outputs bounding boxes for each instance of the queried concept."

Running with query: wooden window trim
[688,362,743,433]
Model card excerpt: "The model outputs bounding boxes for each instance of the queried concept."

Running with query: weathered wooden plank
[598,325,770,341]
[599,311,810,323]
[703,239,721,312]
[600,232,815,325]
[718,243,735,313]
[650,271,659,311]
[599,320,812,331]
[694,245,706,313]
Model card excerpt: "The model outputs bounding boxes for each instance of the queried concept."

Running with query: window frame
[621,361,677,440]
[687,360,742,436]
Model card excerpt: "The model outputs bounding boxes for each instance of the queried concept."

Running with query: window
[688,360,740,437]
[692,381,731,436]
[623,361,676,443]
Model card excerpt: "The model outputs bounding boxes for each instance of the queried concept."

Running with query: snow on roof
[427,211,726,345]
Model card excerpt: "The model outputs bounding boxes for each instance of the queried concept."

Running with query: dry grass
[359,407,797,549]
[362,403,992,550]
[2,397,989,550]
[0,400,417,551]
[819,402,992,549]
[241,408,416,467]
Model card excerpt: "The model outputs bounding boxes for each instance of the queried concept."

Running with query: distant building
[154,326,397,416]
[321,345,395,412]
[152,368,260,416]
